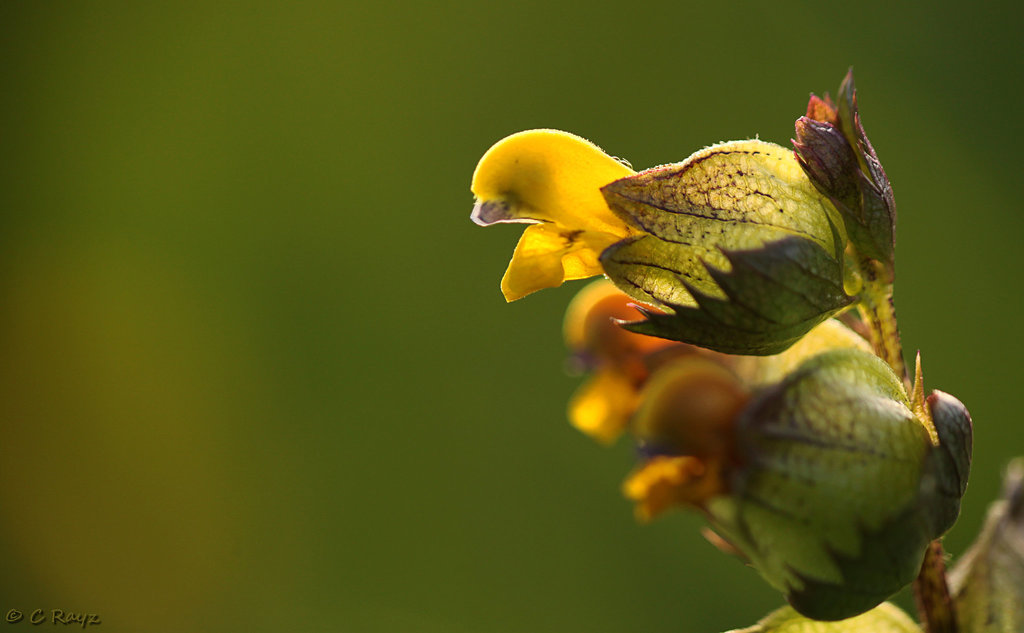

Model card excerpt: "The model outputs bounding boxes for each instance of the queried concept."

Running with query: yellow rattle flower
[471,129,639,301]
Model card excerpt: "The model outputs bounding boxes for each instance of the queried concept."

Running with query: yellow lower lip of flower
[568,368,641,445]
[500,224,623,302]
[623,455,726,521]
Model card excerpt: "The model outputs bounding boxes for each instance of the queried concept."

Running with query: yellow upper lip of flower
[470,129,636,232]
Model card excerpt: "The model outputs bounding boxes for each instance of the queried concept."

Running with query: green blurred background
[0,2,1020,631]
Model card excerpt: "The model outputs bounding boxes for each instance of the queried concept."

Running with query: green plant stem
[857,259,958,633]
[856,263,905,383]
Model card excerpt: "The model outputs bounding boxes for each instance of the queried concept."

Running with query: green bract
[600,140,853,355]
[704,349,970,621]
[950,459,1024,633]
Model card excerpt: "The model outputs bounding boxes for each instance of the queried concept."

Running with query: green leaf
[727,603,922,633]
[598,140,852,355]
[949,458,1024,633]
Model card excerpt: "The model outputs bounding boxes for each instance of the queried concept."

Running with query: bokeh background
[1,2,1021,631]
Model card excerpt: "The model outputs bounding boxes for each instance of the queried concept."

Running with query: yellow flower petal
[623,455,724,521]
[632,356,748,459]
[471,129,636,234]
[567,369,640,444]
[562,279,667,358]
[499,224,620,301]
[472,130,641,300]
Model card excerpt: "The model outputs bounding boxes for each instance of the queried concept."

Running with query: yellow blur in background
[0,2,1021,632]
